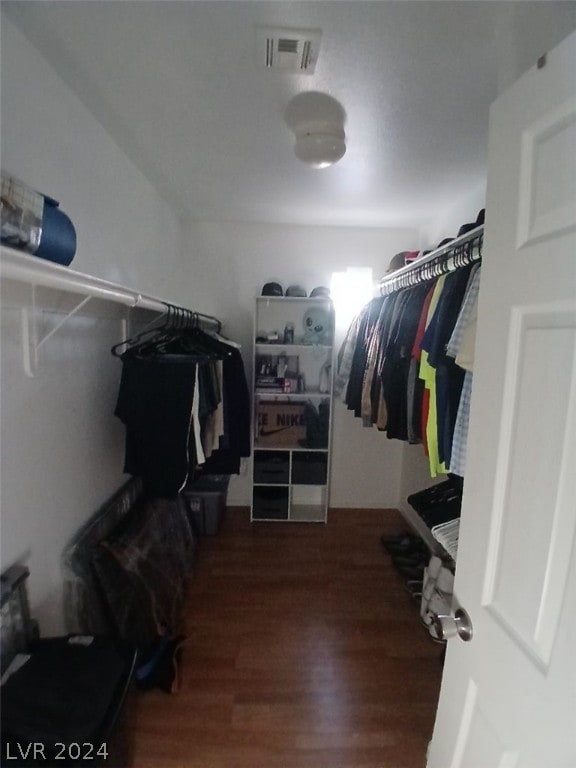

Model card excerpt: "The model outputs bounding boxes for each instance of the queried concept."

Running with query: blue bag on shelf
[35,194,77,266]
[1,172,77,266]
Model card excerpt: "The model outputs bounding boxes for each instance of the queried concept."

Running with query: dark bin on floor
[181,474,229,535]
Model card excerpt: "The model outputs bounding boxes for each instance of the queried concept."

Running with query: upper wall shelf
[0,245,168,313]
[0,246,222,378]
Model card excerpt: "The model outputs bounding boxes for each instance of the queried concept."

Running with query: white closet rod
[379,224,483,294]
[0,245,170,312]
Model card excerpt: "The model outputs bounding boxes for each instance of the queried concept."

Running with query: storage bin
[291,451,328,485]
[181,474,229,535]
[252,486,289,520]
[254,450,290,484]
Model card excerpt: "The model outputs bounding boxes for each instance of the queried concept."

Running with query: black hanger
[111,304,173,357]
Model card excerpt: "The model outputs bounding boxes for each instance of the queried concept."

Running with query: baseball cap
[385,251,409,274]
[261,282,283,296]
[310,286,330,298]
[286,284,307,297]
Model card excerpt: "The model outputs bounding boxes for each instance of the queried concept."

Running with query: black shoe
[395,564,425,580]
[385,538,428,556]
[404,579,423,598]
[392,552,427,568]
[380,533,412,549]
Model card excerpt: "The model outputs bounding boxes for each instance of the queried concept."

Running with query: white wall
[181,218,419,508]
[420,182,487,250]
[0,16,186,634]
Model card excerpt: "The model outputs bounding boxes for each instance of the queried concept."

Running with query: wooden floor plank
[132,508,443,768]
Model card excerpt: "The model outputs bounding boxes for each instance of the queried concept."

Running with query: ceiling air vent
[257,27,321,74]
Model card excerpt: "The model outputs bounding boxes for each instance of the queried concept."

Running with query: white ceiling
[4,1,576,231]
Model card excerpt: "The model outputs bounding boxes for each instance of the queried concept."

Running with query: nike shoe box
[255,401,306,446]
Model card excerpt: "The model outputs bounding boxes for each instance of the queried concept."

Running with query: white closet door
[428,30,576,768]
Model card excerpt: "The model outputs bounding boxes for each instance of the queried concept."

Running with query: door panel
[517,98,576,246]
[484,306,576,668]
[454,681,519,768]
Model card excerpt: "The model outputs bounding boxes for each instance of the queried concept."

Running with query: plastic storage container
[181,474,229,535]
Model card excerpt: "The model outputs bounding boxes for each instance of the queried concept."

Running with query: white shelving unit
[251,296,334,523]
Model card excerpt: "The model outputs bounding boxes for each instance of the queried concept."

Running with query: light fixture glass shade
[285,94,347,169]
[294,130,346,168]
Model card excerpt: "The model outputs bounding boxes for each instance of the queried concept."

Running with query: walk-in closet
[2,3,575,768]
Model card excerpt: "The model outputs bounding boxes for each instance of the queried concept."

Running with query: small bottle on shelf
[283,322,295,344]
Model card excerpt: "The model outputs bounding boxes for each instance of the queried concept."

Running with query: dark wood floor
[131,507,444,768]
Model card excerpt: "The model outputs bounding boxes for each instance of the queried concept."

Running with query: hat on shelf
[457,221,478,237]
[286,284,307,297]
[385,251,410,274]
[457,208,485,238]
[310,286,330,297]
[261,282,284,296]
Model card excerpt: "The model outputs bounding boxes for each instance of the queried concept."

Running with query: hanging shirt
[446,264,481,368]
[446,266,482,476]
[115,354,197,497]
[419,276,447,477]
[192,364,206,466]
[345,297,385,417]
[382,284,430,441]
[408,283,436,447]
[334,313,361,396]
[362,294,397,427]
[450,372,472,477]
[423,264,474,468]
[202,346,251,475]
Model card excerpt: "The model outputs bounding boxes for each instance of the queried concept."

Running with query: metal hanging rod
[145,302,222,334]
[379,225,483,296]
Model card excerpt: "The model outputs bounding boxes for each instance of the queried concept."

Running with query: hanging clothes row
[336,228,482,478]
[112,304,250,497]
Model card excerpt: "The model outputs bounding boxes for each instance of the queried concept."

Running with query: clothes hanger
[111,304,173,357]
[206,329,242,350]
[183,327,232,357]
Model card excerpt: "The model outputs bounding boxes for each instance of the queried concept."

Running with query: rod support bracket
[21,287,93,377]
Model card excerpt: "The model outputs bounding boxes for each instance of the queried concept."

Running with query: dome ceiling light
[284,92,347,169]
[293,119,346,169]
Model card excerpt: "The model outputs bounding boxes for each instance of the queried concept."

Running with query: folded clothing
[407,478,462,528]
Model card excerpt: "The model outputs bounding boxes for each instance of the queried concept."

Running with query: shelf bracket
[21,286,93,378]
